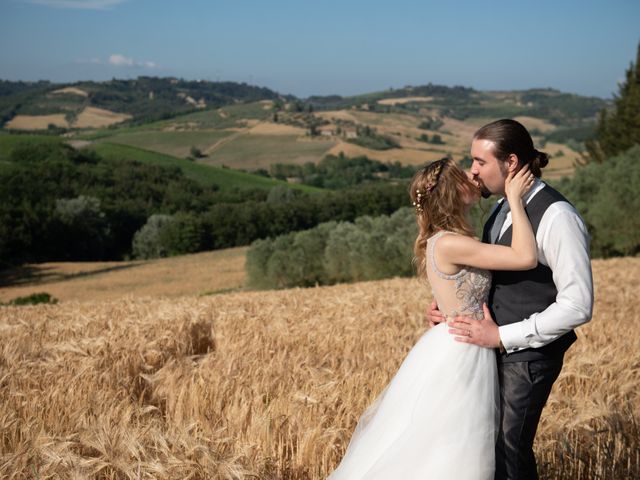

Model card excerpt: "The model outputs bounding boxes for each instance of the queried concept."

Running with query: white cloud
[21,0,128,10]
[109,54,158,69]
[109,54,135,67]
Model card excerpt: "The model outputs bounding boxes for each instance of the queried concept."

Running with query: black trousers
[494,358,564,480]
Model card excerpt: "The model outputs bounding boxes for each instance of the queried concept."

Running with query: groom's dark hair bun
[474,119,549,178]
[531,148,550,175]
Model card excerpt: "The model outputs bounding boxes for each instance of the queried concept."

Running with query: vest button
[495,305,500,310]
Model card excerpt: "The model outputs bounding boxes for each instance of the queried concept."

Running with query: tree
[246,238,276,289]
[54,195,110,260]
[266,185,303,203]
[585,42,640,163]
[189,146,205,159]
[131,214,175,259]
[563,145,640,256]
[160,212,207,256]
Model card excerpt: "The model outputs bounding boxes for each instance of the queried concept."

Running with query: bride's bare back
[426,231,492,321]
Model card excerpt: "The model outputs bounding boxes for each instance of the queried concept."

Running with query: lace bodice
[426,231,492,321]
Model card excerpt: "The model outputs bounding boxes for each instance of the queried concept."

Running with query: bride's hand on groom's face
[505,165,534,201]
[425,300,446,327]
[448,303,501,349]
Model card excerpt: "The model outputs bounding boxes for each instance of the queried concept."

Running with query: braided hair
[409,158,477,278]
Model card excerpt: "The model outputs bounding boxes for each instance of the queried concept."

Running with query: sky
[1,0,638,99]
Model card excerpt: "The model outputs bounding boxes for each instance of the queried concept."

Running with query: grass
[96,129,234,158]
[75,101,272,140]
[0,132,325,193]
[0,292,58,306]
[205,134,336,169]
[173,101,273,129]
[0,257,637,478]
[0,133,63,162]
[87,142,324,193]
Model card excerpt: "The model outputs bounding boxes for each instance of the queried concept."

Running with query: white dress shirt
[492,179,594,354]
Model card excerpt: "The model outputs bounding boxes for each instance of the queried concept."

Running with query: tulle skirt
[328,322,499,480]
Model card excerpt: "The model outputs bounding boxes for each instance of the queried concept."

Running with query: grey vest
[483,185,577,363]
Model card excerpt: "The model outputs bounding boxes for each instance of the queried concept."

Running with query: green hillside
[87,142,322,193]
[1,77,287,127]
[201,134,336,169]
[94,130,233,158]
[307,85,608,127]
[161,101,274,129]
[0,78,610,182]
[79,100,276,137]
[0,132,323,193]
[0,133,63,162]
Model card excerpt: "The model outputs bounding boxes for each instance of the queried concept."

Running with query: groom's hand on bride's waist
[425,300,446,327]
[448,303,502,349]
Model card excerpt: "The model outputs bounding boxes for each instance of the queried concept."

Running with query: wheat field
[1,257,638,479]
[0,247,247,304]
[4,107,131,130]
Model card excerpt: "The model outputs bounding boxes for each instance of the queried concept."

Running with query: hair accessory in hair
[412,189,426,214]
[412,159,446,214]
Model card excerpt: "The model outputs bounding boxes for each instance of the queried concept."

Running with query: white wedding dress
[328,231,499,480]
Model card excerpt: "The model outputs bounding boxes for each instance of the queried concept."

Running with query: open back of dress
[426,230,492,322]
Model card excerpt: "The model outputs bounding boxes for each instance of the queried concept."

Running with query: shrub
[266,185,304,204]
[325,222,368,283]
[160,212,208,256]
[189,146,206,159]
[583,146,640,256]
[3,292,58,306]
[430,134,445,145]
[246,208,418,289]
[418,117,444,131]
[245,238,277,289]
[560,145,640,257]
[54,195,110,260]
[131,214,175,259]
[133,212,207,259]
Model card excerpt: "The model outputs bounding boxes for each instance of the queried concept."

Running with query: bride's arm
[438,166,537,271]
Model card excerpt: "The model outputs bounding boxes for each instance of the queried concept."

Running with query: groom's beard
[473,177,492,198]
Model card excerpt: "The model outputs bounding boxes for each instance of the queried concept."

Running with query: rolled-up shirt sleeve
[498,205,594,353]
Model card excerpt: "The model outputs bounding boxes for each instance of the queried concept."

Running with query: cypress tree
[586,42,640,163]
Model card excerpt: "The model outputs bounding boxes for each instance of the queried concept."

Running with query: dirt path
[203,128,250,155]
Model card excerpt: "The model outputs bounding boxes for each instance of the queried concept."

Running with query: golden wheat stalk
[1,258,638,479]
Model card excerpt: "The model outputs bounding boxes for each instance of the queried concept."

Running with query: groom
[427,119,594,480]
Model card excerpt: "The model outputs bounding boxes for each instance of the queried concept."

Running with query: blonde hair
[409,158,476,278]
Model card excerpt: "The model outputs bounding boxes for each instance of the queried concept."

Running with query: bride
[327,158,536,479]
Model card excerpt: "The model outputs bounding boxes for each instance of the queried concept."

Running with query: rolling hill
[1,77,609,183]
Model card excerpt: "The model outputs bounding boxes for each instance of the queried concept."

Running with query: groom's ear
[506,154,519,173]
